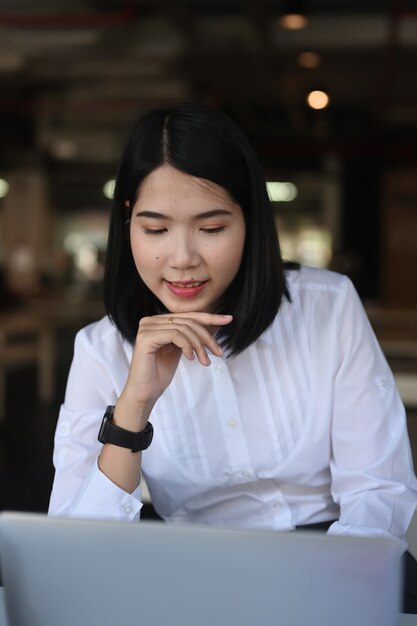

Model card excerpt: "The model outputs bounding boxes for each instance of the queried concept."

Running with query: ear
[124,200,130,208]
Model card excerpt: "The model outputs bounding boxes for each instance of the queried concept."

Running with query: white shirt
[48,267,417,546]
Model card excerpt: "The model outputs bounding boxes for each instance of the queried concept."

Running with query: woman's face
[129,164,246,314]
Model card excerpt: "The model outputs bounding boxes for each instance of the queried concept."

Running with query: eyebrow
[135,209,233,220]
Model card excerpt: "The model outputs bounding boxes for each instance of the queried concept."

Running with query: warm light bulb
[307,90,330,110]
[279,13,309,30]
[298,51,321,69]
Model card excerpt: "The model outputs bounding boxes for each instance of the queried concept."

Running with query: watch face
[98,415,112,444]
[104,405,115,419]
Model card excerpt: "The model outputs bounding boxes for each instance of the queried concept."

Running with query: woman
[49,103,417,609]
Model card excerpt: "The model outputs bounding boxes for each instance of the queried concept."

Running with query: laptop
[0,511,403,626]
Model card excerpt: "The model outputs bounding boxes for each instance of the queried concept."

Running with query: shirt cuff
[68,461,143,522]
[327,521,408,552]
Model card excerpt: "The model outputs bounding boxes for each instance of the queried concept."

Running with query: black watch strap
[98,405,154,452]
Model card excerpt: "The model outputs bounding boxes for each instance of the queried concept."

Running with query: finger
[159,312,233,327]
[165,325,213,365]
[145,317,224,357]
[139,325,212,366]
[138,327,198,362]
[158,324,212,365]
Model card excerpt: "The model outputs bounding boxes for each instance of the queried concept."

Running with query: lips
[165,279,208,299]
[170,281,206,288]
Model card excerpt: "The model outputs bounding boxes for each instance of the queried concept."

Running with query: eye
[143,228,167,235]
[201,226,225,234]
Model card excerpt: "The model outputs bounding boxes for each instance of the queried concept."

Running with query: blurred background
[0,0,417,515]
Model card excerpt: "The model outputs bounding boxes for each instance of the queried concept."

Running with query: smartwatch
[98,405,154,452]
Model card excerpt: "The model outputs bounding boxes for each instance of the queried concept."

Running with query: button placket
[211,356,252,478]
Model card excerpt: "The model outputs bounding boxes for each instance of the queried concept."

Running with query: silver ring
[168,316,174,324]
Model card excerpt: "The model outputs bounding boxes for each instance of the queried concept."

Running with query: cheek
[134,253,161,277]
[131,232,160,259]
[227,248,244,276]
[210,233,245,277]
[131,238,154,276]
[226,228,245,270]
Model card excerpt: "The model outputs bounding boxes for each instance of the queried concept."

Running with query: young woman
[49,103,417,609]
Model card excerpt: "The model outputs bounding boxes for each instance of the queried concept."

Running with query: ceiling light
[307,90,330,110]
[103,179,115,199]
[279,14,308,29]
[298,51,321,69]
[267,182,298,202]
[0,178,10,198]
[52,140,78,160]
[279,0,309,30]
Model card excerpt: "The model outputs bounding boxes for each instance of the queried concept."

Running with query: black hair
[104,102,290,356]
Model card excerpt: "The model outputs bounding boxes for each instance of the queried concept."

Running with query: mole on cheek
[155,256,159,259]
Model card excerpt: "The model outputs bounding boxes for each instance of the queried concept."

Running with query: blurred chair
[0,312,54,421]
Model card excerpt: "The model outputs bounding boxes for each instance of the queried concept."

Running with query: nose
[168,231,201,270]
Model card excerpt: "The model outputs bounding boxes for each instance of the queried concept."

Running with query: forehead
[136,164,236,207]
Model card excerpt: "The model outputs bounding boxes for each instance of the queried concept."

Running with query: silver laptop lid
[0,512,402,626]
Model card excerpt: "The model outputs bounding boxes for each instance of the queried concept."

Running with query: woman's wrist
[113,393,154,432]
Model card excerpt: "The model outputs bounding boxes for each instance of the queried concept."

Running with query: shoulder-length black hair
[104,102,289,356]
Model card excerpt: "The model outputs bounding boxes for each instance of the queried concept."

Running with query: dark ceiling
[1,0,417,170]
[0,0,416,303]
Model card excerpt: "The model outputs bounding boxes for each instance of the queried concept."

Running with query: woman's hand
[115,312,233,429]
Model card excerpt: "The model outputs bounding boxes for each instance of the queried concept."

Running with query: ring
[168,316,174,324]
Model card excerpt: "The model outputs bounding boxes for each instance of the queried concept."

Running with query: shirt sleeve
[48,325,143,521]
[328,278,417,549]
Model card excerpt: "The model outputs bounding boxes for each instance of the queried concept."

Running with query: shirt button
[214,365,223,375]
[240,470,250,479]
[227,419,238,429]
[273,502,280,509]
[122,504,132,514]
[376,376,388,389]
[59,423,69,435]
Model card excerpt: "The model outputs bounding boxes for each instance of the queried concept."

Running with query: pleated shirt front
[49,267,417,545]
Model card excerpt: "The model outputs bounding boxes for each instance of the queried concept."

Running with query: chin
[171,304,207,314]
[165,299,212,314]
